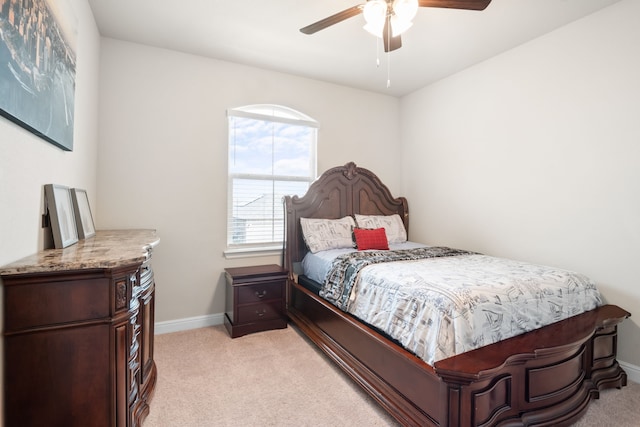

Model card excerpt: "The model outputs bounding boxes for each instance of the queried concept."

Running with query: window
[226,105,317,255]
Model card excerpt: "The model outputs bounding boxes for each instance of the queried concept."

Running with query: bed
[283,161,630,427]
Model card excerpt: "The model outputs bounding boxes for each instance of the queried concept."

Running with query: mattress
[301,241,426,284]
[301,245,602,364]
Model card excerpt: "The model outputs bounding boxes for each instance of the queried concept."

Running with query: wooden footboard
[287,279,630,427]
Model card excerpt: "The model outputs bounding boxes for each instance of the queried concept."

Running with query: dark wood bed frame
[283,162,630,427]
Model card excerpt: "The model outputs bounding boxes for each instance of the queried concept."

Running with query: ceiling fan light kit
[390,16,413,37]
[363,0,388,36]
[390,0,419,36]
[363,0,418,38]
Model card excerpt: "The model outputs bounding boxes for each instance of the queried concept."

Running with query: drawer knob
[256,308,267,317]
[255,290,267,298]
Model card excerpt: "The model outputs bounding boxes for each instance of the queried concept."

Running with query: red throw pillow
[353,227,389,251]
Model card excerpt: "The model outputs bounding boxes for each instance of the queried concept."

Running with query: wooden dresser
[0,229,159,427]
[224,264,287,338]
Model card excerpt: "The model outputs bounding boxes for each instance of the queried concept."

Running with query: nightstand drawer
[236,301,282,323]
[236,281,283,305]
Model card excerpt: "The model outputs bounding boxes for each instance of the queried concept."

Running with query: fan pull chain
[387,53,391,88]
[386,17,391,88]
[373,30,390,88]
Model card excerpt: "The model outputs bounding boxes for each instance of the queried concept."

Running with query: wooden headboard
[283,162,408,277]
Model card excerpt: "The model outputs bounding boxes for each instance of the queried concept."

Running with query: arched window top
[228,104,318,128]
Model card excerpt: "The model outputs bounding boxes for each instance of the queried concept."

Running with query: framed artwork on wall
[71,188,96,239]
[0,0,78,151]
[44,184,78,248]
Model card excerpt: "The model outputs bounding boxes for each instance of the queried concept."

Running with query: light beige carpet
[144,325,640,427]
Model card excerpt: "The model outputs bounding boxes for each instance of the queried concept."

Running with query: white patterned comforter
[304,247,602,365]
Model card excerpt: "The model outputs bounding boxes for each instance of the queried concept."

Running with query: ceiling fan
[300,0,492,53]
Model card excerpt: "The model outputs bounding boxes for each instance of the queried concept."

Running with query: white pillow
[300,216,356,253]
[354,214,407,244]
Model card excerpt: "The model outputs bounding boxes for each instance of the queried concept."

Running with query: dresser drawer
[236,301,282,324]
[236,281,283,304]
[4,277,111,332]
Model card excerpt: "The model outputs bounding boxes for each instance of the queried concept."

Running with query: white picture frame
[44,184,79,248]
[71,188,96,239]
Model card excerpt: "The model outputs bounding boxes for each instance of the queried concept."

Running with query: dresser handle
[256,308,267,317]
[255,290,267,298]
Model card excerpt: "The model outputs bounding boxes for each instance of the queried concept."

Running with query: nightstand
[224,264,288,338]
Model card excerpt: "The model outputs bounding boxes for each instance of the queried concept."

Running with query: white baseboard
[155,313,224,335]
[620,360,640,384]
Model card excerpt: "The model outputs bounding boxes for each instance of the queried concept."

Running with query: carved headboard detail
[283,162,408,277]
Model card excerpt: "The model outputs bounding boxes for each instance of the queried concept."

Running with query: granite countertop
[0,229,160,276]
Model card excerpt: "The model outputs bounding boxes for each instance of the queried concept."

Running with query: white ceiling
[88,0,620,97]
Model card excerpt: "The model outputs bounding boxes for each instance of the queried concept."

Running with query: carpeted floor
[143,325,640,427]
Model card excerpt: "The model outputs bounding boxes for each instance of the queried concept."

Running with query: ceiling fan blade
[300,5,364,35]
[382,16,402,53]
[417,0,491,10]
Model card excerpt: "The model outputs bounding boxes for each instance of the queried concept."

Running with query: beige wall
[0,0,101,418]
[400,0,640,367]
[96,38,401,323]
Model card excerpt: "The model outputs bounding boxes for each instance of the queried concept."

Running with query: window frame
[224,104,317,259]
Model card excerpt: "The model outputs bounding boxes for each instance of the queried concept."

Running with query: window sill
[223,245,283,260]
